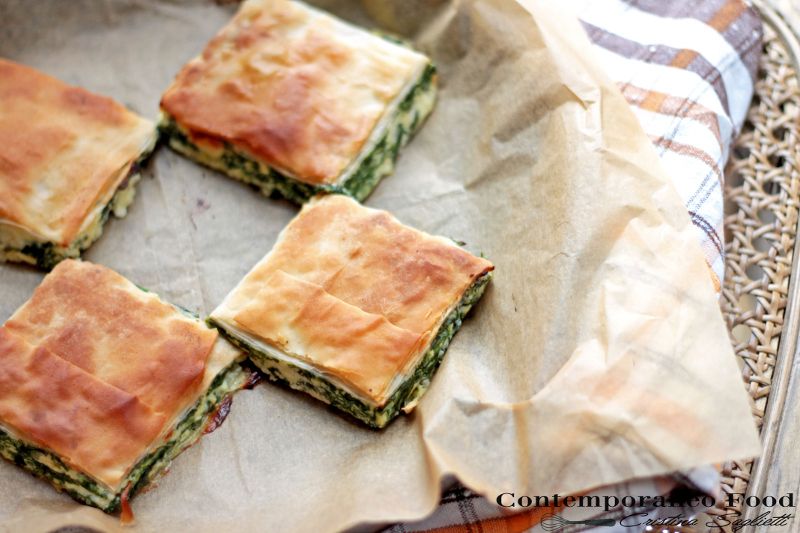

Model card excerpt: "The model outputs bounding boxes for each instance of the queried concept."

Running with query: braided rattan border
[707,3,800,529]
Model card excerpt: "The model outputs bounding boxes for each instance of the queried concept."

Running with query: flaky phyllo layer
[210,195,494,427]
[0,348,249,511]
[0,138,157,270]
[159,0,437,203]
[212,272,491,428]
[0,59,158,270]
[0,261,246,514]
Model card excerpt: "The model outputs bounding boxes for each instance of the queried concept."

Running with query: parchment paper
[0,1,760,531]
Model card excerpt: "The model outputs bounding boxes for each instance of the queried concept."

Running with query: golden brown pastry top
[0,58,155,246]
[213,194,493,404]
[160,0,429,185]
[0,260,228,488]
[0,328,166,488]
[233,270,425,400]
[5,260,217,419]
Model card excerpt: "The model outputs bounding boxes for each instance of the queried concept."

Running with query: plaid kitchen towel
[387,0,762,531]
[578,0,762,291]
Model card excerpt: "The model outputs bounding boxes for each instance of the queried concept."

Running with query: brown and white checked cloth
[577,0,762,291]
[386,0,762,531]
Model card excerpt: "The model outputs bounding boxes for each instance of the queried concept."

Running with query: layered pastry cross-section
[0,59,158,270]
[0,260,249,514]
[210,194,494,428]
[159,0,437,204]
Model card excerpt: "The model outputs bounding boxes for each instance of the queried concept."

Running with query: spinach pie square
[159,0,437,204]
[0,260,250,516]
[0,59,157,270]
[210,194,493,428]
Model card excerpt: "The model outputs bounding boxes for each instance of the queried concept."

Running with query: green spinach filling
[211,271,491,428]
[159,63,436,204]
[0,360,249,513]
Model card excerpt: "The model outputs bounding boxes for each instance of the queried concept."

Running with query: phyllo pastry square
[159,0,437,204]
[0,59,158,270]
[0,260,251,516]
[210,194,493,428]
